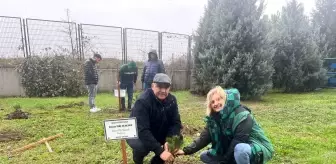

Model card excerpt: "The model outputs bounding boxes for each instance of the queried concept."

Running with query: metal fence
[161,32,190,69]
[79,24,122,60]
[124,28,160,63]
[0,16,25,58]
[25,18,78,57]
[0,16,192,67]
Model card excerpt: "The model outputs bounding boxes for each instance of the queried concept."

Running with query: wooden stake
[121,139,128,164]
[117,64,122,111]
[117,64,128,164]
[44,140,53,152]
[10,133,63,155]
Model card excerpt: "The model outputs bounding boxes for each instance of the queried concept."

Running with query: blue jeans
[200,143,252,164]
[120,83,134,110]
[86,84,97,109]
[126,139,164,164]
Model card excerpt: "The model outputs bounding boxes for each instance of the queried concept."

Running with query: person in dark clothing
[127,73,183,164]
[174,86,274,164]
[118,61,138,111]
[141,49,165,91]
[84,53,102,113]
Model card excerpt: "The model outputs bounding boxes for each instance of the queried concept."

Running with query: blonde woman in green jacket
[175,86,274,164]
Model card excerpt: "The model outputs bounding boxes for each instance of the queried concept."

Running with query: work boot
[120,102,126,112]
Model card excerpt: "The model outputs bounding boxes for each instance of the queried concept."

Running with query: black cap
[93,53,102,60]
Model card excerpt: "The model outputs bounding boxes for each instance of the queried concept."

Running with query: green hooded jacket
[119,61,138,84]
[205,88,274,163]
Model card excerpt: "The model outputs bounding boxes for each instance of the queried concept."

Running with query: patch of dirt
[5,109,30,120]
[0,130,24,142]
[167,159,197,164]
[181,125,203,136]
[55,101,84,109]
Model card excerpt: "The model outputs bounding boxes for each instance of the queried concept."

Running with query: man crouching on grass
[126,73,183,164]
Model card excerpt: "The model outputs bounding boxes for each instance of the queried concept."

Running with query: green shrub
[17,56,86,97]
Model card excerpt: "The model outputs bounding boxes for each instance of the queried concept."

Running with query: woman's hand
[174,149,185,157]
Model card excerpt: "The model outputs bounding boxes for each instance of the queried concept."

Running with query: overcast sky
[1,0,316,34]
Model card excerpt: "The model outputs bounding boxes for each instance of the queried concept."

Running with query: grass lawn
[0,89,335,164]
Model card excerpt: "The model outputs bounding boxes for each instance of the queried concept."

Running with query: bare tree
[66,9,75,57]
[60,8,77,58]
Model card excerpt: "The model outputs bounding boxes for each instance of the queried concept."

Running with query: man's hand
[160,142,174,162]
[174,149,185,157]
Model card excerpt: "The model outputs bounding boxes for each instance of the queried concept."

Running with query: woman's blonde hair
[205,86,227,116]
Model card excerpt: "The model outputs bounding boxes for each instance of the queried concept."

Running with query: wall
[0,66,25,96]
[0,64,191,97]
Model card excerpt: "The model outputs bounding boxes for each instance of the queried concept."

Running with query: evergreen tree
[312,0,336,58]
[191,0,274,99]
[270,0,327,92]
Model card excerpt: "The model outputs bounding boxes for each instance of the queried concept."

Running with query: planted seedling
[165,135,183,164]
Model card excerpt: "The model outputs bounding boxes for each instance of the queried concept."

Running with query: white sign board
[114,89,126,97]
[103,118,138,140]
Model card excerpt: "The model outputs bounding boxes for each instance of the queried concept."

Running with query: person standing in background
[141,49,165,91]
[119,61,138,111]
[84,53,102,113]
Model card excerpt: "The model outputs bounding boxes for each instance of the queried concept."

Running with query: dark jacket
[129,89,182,156]
[119,64,138,84]
[84,58,99,85]
[141,52,165,84]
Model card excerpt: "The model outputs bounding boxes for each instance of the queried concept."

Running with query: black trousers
[126,138,164,164]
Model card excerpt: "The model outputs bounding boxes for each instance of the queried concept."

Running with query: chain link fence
[0,16,25,58]
[26,18,78,58]
[0,16,193,91]
[1,17,192,64]
[79,24,122,60]
[161,32,191,89]
[161,32,190,70]
[124,28,159,64]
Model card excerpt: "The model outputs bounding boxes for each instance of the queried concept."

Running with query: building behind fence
[0,16,192,96]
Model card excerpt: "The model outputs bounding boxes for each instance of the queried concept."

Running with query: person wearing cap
[84,53,102,113]
[127,73,183,164]
[118,61,138,111]
[141,49,166,91]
